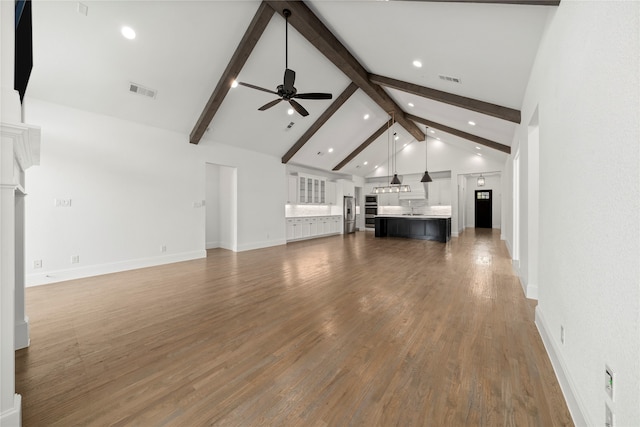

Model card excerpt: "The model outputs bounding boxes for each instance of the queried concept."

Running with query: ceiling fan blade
[289,99,309,117]
[283,69,296,92]
[294,92,333,100]
[258,98,283,111]
[238,82,278,95]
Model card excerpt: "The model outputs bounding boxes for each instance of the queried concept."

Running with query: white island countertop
[375,214,452,219]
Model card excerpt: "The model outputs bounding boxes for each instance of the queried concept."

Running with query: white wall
[24,98,287,286]
[503,1,640,425]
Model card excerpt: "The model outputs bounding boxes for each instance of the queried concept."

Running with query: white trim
[14,317,29,350]
[237,239,287,252]
[26,250,206,286]
[206,241,221,250]
[535,307,589,427]
[0,393,21,427]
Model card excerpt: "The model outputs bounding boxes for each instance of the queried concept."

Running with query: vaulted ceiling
[27,0,557,177]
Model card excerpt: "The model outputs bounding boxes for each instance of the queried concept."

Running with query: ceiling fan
[237,9,332,117]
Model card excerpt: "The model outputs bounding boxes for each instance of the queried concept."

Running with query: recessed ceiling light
[328,147,334,153]
[477,153,483,156]
[364,161,368,165]
[436,137,441,140]
[394,135,399,141]
[403,143,407,147]
[408,102,414,107]
[476,146,481,150]
[287,108,294,115]
[412,60,422,68]
[363,114,370,120]
[121,26,136,40]
[231,80,239,88]
[374,165,379,169]
[429,129,435,134]
[468,121,476,126]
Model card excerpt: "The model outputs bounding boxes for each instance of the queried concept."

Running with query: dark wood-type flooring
[16,229,573,426]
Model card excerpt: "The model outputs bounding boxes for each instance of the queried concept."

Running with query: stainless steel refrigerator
[344,196,356,234]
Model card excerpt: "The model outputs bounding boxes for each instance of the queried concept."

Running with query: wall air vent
[438,74,462,84]
[129,82,157,99]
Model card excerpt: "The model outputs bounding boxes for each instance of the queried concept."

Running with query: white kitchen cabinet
[294,218,304,239]
[427,179,452,206]
[286,216,343,242]
[338,179,355,197]
[287,176,298,204]
[294,174,328,204]
[286,219,295,240]
[307,217,318,236]
[326,181,336,205]
[378,192,399,206]
[299,176,308,203]
[331,216,342,234]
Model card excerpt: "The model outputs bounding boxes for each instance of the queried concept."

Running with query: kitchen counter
[375,214,452,219]
[375,215,451,242]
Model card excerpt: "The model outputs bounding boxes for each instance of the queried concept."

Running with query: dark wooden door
[475,190,492,228]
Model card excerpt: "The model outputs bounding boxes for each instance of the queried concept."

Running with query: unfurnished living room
[1,1,638,426]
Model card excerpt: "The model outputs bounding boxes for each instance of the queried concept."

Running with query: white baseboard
[526,283,538,300]
[15,316,29,350]
[535,307,589,427]
[0,394,21,427]
[237,238,286,252]
[206,240,220,249]
[26,250,206,286]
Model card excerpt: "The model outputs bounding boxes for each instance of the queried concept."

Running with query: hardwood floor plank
[16,229,573,426]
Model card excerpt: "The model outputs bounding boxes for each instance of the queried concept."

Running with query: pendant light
[420,129,433,183]
[390,113,402,186]
[477,174,485,187]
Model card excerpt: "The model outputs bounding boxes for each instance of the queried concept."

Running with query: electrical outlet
[55,198,72,207]
[560,325,565,344]
[605,403,614,427]
[71,255,79,264]
[34,259,42,269]
[605,365,614,400]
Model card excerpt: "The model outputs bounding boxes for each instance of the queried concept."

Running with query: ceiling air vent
[438,74,462,84]
[129,82,157,99]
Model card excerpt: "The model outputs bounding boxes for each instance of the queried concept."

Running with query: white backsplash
[286,204,343,217]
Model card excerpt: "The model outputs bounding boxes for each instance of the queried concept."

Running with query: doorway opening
[205,163,237,252]
[475,190,493,228]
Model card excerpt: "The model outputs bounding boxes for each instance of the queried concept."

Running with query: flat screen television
[14,0,32,103]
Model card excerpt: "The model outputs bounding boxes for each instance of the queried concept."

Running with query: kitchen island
[375,215,451,243]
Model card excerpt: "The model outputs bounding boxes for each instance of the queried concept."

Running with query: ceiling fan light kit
[237,9,332,117]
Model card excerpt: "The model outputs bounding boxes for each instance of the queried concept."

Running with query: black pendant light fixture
[421,128,433,183]
[390,113,401,186]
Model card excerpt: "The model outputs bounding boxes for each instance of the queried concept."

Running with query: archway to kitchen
[205,162,238,252]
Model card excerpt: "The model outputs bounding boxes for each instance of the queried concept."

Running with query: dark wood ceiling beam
[189,2,274,145]
[264,0,425,142]
[333,120,393,171]
[282,82,358,164]
[389,0,560,5]
[406,113,511,154]
[370,74,521,124]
